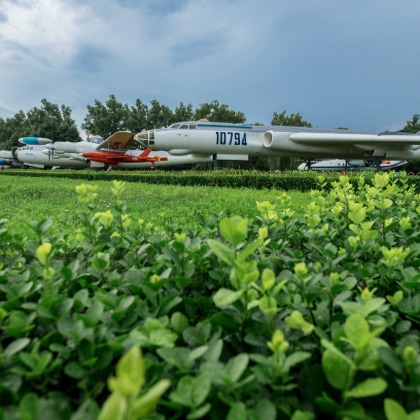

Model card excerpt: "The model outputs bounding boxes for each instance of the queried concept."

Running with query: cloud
[0,0,101,68]
[169,34,228,64]
[2,0,420,132]
[70,45,113,73]
[117,0,189,15]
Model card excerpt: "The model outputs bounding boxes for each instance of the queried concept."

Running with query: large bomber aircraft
[14,132,213,169]
[135,120,420,163]
[297,159,407,171]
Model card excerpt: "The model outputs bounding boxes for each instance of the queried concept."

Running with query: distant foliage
[403,114,420,134]
[0,99,80,149]
[81,97,246,139]
[192,99,246,123]
[271,110,312,127]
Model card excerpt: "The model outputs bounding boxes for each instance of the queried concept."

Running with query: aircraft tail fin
[139,148,152,158]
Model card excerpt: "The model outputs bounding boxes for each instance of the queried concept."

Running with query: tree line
[1,96,419,171]
[0,96,313,150]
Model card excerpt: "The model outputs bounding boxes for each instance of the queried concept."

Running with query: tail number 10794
[215,132,247,146]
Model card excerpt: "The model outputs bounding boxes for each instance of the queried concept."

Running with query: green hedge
[2,169,420,191]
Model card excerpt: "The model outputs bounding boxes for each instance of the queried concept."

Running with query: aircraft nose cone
[135,129,155,147]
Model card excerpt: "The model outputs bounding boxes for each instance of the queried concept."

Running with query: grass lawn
[0,174,311,237]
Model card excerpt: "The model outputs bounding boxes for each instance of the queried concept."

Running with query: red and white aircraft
[83,147,168,166]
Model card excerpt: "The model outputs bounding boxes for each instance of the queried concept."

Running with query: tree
[24,99,80,141]
[82,95,130,138]
[147,100,173,129]
[193,100,245,123]
[403,114,420,133]
[270,111,312,171]
[126,99,149,133]
[0,100,80,149]
[173,102,194,123]
[271,111,312,127]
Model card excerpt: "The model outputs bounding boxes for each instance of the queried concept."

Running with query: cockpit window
[168,122,197,129]
[90,135,104,144]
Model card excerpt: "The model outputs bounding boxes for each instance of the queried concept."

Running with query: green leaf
[219,216,248,246]
[65,362,88,379]
[284,351,311,372]
[171,311,189,333]
[321,339,355,391]
[98,392,127,420]
[261,268,276,290]
[213,288,244,308]
[207,239,235,265]
[344,313,370,350]
[386,290,403,306]
[398,295,420,315]
[358,298,386,317]
[249,398,277,420]
[71,399,100,420]
[384,398,407,420]
[227,402,248,420]
[237,240,260,262]
[132,379,171,418]
[187,403,212,420]
[170,374,211,409]
[4,338,31,357]
[109,346,145,398]
[344,378,387,399]
[18,393,41,419]
[258,295,278,316]
[224,354,249,384]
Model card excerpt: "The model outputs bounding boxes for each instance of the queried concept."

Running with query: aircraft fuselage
[135,121,420,161]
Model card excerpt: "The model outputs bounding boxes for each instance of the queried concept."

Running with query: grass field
[0,174,311,237]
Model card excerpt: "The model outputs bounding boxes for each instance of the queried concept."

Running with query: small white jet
[135,120,420,162]
[15,136,92,169]
[297,159,407,171]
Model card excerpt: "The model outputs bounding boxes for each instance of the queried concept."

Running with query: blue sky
[1,0,420,133]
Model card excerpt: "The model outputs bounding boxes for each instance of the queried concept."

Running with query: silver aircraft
[135,120,420,162]
[16,132,213,169]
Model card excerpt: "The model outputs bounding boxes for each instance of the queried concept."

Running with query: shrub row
[2,168,420,192]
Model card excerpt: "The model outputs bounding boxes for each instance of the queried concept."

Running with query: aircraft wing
[96,131,136,151]
[289,132,420,147]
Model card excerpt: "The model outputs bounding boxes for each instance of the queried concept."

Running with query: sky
[1,0,420,134]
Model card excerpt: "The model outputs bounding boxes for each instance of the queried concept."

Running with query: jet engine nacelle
[19,137,52,145]
[262,131,292,151]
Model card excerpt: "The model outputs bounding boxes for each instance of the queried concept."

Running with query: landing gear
[372,157,382,171]
[303,160,312,170]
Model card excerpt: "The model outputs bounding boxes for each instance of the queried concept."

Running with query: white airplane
[16,132,213,169]
[0,150,15,168]
[135,120,420,162]
[297,159,408,171]
[15,136,92,169]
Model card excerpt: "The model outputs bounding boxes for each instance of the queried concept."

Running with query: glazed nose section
[135,129,155,147]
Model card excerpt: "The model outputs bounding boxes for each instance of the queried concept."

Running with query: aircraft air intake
[263,131,274,148]
[262,131,291,151]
